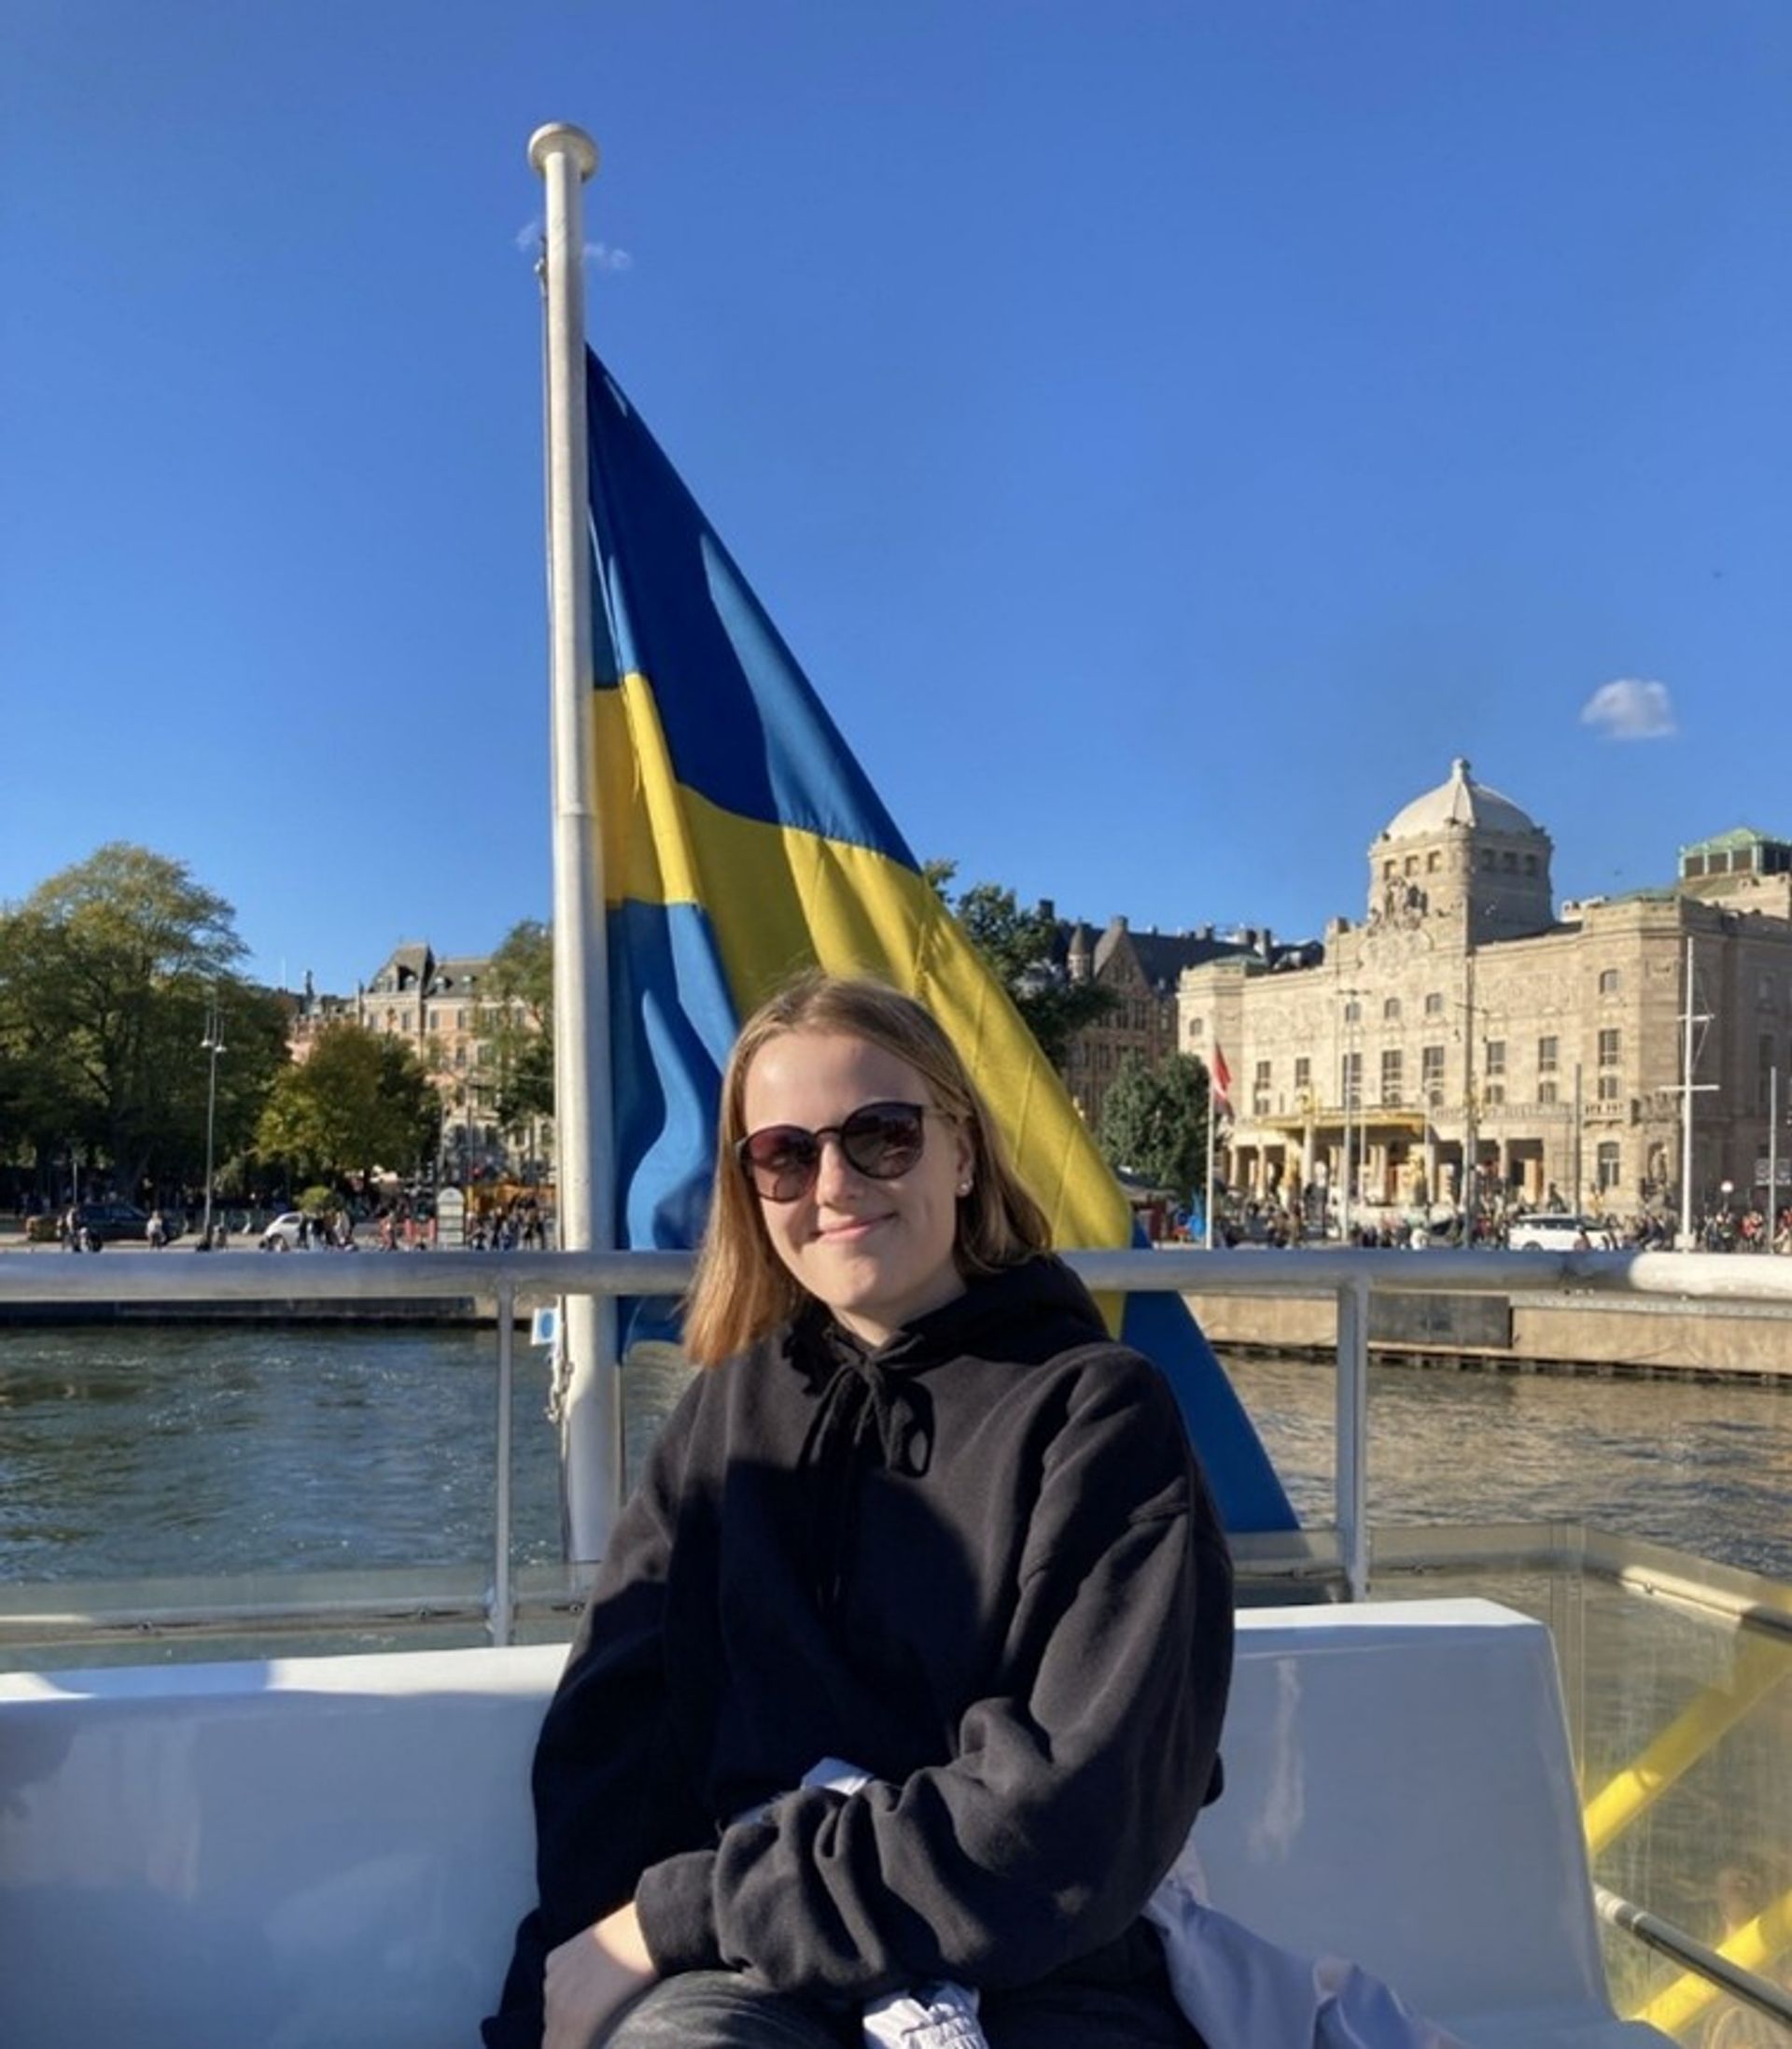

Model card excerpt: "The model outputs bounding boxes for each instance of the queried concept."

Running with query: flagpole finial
[528,123,599,179]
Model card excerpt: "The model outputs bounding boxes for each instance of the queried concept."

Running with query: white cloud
[1580,678,1676,741]
[511,222,633,274]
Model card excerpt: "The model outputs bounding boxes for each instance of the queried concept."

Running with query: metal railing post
[1335,1278,1376,1598]
[1336,1275,1370,1600]
[493,1283,516,1646]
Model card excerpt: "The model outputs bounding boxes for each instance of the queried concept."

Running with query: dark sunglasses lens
[742,1127,819,1200]
[840,1103,926,1180]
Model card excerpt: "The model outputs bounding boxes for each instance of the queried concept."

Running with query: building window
[1482,1040,1505,1108]
[1294,1055,1311,1097]
[1535,1035,1558,1104]
[1187,1016,1204,1042]
[385,1008,398,1032]
[1343,998,1361,1025]
[1524,854,1538,875]
[1502,851,1518,873]
[1598,1028,1621,1068]
[1404,855,1418,877]
[1383,997,1401,1022]
[454,1044,467,1069]
[1380,1049,1403,1107]
[427,1008,439,1032]
[1596,1142,1621,1192]
[1421,1044,1445,1105]
[1384,860,1396,880]
[1341,1050,1363,1108]
[1427,850,1441,873]
[1253,1061,1272,1116]
[1598,968,1621,996]
[1597,1073,1621,1102]
[1760,975,1778,1011]
[1480,849,1495,871]
[1424,991,1444,1017]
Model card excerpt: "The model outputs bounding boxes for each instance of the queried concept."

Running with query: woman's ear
[953,1123,977,1196]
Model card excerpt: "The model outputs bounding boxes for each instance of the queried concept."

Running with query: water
[0,1325,566,1581]
[3,1323,1790,1585]
[1227,1352,1792,1582]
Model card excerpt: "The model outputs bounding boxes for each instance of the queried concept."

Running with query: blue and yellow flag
[586,349,1294,1533]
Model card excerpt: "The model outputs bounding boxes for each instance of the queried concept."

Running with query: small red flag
[1211,1043,1233,1116]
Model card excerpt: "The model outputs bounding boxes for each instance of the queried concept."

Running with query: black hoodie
[484,1256,1233,2044]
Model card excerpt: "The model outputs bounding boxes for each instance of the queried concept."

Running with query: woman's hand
[543,1901,658,2049]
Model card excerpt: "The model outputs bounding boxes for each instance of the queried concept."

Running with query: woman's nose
[812,1132,861,1201]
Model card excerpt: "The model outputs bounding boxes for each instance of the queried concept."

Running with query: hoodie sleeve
[632,1350,1233,1999]
[481,1384,711,2049]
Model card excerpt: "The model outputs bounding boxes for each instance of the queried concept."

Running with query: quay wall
[1188,1289,1792,1383]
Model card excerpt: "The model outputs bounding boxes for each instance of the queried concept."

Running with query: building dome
[1378,757,1540,844]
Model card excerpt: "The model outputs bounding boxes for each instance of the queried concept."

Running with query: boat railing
[4,1244,1790,2039]
[5,1243,1788,1632]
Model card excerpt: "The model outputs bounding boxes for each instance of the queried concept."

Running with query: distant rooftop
[1679,826,1792,880]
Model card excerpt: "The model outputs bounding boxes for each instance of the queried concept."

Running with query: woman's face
[740,1029,974,1346]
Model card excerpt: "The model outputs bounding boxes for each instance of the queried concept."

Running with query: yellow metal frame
[1577,1634,1790,2034]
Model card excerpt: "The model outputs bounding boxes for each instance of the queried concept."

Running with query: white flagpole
[530,122,621,1565]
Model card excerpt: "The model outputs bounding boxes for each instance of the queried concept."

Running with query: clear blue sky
[3,3,1786,993]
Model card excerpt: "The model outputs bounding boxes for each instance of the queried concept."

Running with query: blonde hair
[682,973,1052,1365]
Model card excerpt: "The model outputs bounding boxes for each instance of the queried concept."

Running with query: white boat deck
[0,1597,1669,2049]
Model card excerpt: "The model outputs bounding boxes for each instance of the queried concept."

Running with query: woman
[484,973,1233,2049]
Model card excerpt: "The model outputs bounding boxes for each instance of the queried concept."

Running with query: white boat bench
[0,1597,1667,2049]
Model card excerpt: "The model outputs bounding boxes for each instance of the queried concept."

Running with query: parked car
[70,1201,172,1246]
[259,1211,309,1250]
[1508,1213,1617,1253]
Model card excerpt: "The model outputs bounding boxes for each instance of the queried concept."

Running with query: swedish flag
[587,350,1294,1533]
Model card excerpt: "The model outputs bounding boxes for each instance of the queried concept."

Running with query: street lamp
[201,994,225,1245]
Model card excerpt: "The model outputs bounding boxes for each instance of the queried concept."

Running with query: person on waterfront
[147,1207,166,1249]
[484,972,1233,2049]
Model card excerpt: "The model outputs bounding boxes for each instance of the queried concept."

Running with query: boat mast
[529,121,622,1563]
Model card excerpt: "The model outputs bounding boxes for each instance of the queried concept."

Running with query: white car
[259,1212,309,1250]
[1508,1213,1617,1253]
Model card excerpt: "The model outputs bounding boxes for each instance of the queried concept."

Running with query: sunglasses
[736,1101,933,1203]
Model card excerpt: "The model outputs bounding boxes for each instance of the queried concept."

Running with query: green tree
[257,1022,441,1183]
[0,844,288,1190]
[480,919,554,1138]
[926,863,1117,1070]
[1097,1051,1209,1199]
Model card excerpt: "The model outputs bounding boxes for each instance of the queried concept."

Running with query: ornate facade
[1178,761,1792,1222]
[287,945,547,1178]
[1053,913,1320,1130]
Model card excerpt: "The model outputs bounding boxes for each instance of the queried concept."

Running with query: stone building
[1053,914,1320,1131]
[1178,761,1792,1224]
[287,945,547,1179]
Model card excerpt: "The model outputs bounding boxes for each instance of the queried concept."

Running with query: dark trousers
[600,1966,1203,2049]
